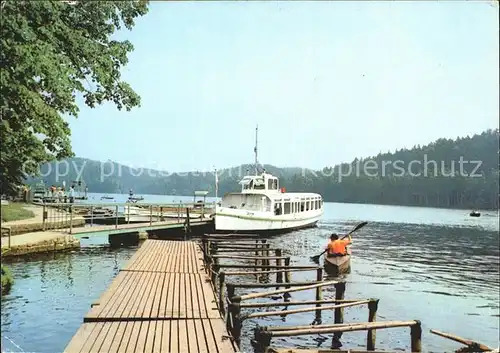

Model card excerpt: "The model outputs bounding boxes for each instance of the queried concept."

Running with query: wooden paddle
[310,221,368,262]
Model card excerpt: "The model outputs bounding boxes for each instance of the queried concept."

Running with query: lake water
[1,196,499,352]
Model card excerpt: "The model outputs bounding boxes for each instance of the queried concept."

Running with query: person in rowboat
[326,233,351,257]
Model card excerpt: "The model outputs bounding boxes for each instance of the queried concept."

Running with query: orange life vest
[327,239,350,255]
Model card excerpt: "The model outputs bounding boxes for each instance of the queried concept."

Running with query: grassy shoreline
[1,203,35,222]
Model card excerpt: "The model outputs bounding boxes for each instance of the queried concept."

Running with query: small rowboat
[469,211,480,217]
[323,248,351,276]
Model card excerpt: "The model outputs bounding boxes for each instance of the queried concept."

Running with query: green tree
[0,0,148,194]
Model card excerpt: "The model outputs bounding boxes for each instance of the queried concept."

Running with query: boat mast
[254,124,258,175]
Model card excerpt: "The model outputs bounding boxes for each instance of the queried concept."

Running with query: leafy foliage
[28,129,499,210]
[0,0,148,195]
[1,264,14,295]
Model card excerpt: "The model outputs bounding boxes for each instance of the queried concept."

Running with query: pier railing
[40,201,215,233]
[430,329,494,352]
[200,233,422,352]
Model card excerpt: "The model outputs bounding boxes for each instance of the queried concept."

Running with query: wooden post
[333,282,346,340]
[69,204,73,234]
[265,243,271,272]
[230,296,242,346]
[254,328,272,353]
[254,242,260,271]
[149,205,153,226]
[43,203,47,230]
[410,321,422,352]
[115,205,118,229]
[315,267,323,321]
[205,240,212,272]
[207,246,216,269]
[226,283,237,338]
[367,299,379,350]
[275,249,283,284]
[202,234,208,263]
[211,256,219,284]
[219,271,226,317]
[284,258,291,287]
[186,207,191,233]
[227,284,235,302]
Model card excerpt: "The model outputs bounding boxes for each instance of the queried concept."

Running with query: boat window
[311,201,315,210]
[243,180,254,190]
[267,179,273,190]
[253,178,265,189]
[273,179,278,190]
[300,202,305,212]
[274,202,282,215]
[284,202,291,214]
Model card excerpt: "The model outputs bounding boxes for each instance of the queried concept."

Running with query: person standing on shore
[69,185,75,203]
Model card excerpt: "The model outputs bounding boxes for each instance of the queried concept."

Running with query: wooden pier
[64,239,239,353]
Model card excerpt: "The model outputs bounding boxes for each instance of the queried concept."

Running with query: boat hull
[214,208,322,234]
[323,249,351,277]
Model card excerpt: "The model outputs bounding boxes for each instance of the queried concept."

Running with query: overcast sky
[68,1,499,172]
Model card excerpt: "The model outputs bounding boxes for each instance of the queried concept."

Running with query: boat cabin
[239,173,281,194]
[219,172,323,215]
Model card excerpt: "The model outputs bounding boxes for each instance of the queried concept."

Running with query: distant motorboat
[128,196,144,202]
[469,210,481,217]
[101,195,114,200]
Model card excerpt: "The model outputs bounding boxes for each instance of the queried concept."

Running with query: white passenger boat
[214,126,324,233]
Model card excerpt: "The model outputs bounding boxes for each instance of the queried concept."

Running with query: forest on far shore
[28,129,499,210]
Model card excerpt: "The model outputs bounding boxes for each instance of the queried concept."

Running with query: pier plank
[84,272,221,321]
[122,240,204,273]
[64,320,237,353]
[194,319,210,353]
